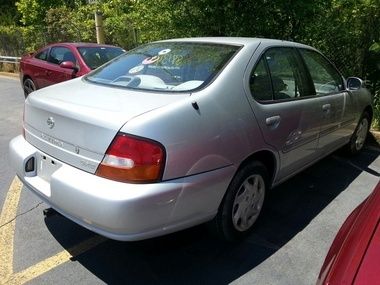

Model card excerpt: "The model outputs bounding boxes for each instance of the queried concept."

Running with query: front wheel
[213,161,268,241]
[23,78,36,98]
[347,112,370,154]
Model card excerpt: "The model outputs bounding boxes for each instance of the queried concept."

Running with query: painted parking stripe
[0,176,22,281]
[0,177,106,284]
[8,235,106,284]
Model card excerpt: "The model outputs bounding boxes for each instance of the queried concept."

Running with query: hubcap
[232,174,265,232]
[24,79,35,96]
[355,118,368,151]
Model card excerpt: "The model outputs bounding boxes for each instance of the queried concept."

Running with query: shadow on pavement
[45,141,380,285]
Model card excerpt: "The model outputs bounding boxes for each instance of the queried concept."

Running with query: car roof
[157,37,311,48]
[47,42,121,48]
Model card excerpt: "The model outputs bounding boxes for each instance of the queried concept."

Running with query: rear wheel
[23,78,36,97]
[347,112,370,154]
[214,161,268,241]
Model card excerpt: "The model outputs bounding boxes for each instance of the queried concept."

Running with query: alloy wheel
[355,117,369,151]
[232,174,265,232]
[23,78,35,97]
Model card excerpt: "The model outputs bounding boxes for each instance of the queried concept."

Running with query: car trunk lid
[24,78,186,173]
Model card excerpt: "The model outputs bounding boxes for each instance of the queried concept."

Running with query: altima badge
[47,117,55,129]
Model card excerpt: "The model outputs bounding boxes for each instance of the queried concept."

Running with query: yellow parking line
[0,177,107,284]
[8,235,106,285]
[0,177,23,281]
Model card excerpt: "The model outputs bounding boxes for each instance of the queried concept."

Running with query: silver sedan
[9,38,372,241]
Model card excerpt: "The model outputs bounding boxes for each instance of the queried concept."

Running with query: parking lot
[1,75,379,285]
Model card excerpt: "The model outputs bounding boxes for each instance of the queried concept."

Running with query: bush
[0,62,19,73]
[0,26,26,56]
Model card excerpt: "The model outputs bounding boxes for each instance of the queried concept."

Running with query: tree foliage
[0,0,379,127]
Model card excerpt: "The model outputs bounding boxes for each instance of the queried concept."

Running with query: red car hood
[354,221,380,284]
[317,181,380,285]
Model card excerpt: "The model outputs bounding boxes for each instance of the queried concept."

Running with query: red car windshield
[77,46,125,70]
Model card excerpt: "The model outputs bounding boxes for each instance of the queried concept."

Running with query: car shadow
[44,139,380,285]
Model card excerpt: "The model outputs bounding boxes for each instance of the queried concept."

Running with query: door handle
[322,104,331,112]
[266,115,281,127]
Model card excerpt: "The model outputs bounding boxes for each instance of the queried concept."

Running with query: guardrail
[0,56,21,64]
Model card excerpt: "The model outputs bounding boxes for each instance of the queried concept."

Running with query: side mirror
[347,77,363,91]
[60,61,78,72]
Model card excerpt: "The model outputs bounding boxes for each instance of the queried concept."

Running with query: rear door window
[250,58,273,101]
[266,48,300,100]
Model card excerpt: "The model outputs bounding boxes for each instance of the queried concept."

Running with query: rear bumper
[9,135,234,241]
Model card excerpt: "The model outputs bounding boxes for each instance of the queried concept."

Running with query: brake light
[96,133,165,183]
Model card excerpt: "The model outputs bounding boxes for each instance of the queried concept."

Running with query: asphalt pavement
[0,75,379,284]
[0,75,23,203]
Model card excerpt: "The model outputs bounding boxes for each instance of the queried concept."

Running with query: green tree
[0,0,19,25]
[15,0,88,25]
[2,0,380,128]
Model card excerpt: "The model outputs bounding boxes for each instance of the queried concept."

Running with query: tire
[347,111,370,155]
[213,161,268,241]
[23,78,36,98]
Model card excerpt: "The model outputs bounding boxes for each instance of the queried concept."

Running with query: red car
[317,181,380,285]
[20,42,125,97]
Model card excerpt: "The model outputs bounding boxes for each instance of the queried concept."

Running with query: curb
[370,130,380,145]
[0,72,19,78]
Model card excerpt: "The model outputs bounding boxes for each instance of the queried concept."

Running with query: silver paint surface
[9,38,372,240]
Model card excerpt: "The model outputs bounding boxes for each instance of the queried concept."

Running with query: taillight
[96,133,165,183]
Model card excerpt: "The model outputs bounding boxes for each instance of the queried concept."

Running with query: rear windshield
[85,42,240,92]
[77,46,125,69]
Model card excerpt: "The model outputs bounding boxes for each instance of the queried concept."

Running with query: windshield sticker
[158,49,171,55]
[142,56,160,65]
[128,65,144,74]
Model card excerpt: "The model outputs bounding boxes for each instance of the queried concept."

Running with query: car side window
[250,47,312,102]
[48,47,77,65]
[35,49,48,61]
[299,49,343,95]
[250,58,273,101]
[266,48,307,100]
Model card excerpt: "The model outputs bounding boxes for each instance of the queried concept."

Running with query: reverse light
[96,133,165,183]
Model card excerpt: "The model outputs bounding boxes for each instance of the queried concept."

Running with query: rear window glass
[85,42,240,92]
[78,46,125,69]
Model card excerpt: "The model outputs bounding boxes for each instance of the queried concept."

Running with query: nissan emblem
[47,117,55,129]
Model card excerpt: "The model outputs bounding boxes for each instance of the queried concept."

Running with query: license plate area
[37,153,61,182]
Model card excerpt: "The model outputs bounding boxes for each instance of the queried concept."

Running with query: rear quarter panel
[21,56,51,89]
[120,44,276,223]
[20,56,37,85]
[121,43,273,182]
